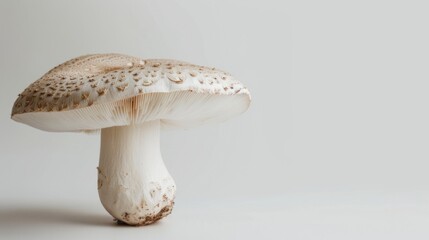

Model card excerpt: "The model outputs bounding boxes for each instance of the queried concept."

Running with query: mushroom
[11,54,251,226]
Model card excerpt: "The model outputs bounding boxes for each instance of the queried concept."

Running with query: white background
[1,0,428,239]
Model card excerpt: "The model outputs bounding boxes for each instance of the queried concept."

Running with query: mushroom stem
[98,120,176,225]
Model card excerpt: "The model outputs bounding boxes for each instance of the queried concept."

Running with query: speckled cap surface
[11,54,251,132]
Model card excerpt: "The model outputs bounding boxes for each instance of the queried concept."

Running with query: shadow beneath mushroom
[0,205,114,228]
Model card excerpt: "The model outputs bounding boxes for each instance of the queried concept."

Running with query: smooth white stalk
[97,120,176,225]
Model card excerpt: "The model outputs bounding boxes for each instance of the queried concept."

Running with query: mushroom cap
[11,54,251,132]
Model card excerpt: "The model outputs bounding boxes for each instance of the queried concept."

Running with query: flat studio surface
[1,194,428,240]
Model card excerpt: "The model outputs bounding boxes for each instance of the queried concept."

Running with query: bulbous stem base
[97,120,176,226]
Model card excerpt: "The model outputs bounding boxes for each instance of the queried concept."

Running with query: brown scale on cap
[167,74,183,84]
[81,92,90,100]
[116,83,129,92]
[97,88,108,96]
[133,75,142,82]
[142,79,153,86]
[11,53,250,116]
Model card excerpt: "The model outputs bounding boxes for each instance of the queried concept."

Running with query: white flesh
[98,120,176,225]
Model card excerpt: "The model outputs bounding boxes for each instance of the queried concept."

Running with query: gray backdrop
[0,0,428,239]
